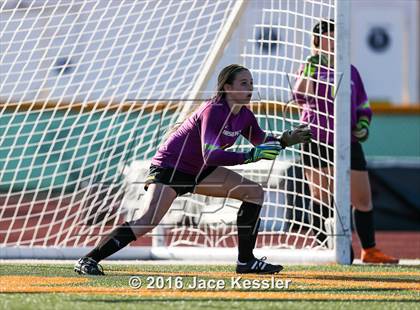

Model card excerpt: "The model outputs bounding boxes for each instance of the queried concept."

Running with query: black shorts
[144,165,218,196]
[350,142,367,171]
[302,142,367,171]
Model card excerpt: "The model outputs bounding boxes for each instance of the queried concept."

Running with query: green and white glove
[244,141,283,164]
[279,124,312,147]
[352,118,370,142]
[303,54,329,77]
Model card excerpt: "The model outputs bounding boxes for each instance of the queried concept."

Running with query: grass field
[1,262,419,310]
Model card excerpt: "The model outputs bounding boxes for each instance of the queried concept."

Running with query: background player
[294,20,398,264]
[75,64,312,275]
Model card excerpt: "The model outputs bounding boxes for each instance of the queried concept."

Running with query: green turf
[1,263,419,310]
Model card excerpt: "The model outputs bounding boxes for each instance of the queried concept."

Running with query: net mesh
[0,0,338,255]
[162,0,337,251]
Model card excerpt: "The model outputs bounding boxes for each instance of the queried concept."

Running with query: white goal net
[0,0,351,263]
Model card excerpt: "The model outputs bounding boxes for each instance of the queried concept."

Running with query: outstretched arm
[240,110,278,146]
[200,106,285,165]
[241,110,311,148]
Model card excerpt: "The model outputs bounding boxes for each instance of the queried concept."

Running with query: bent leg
[194,167,264,262]
[194,166,265,205]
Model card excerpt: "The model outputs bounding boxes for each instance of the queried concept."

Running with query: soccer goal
[0,0,351,264]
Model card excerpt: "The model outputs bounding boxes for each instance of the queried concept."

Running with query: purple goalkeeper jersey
[151,97,276,175]
[294,64,372,145]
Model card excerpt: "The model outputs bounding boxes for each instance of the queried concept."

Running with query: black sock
[352,209,376,249]
[86,222,137,262]
[250,218,261,251]
[237,201,262,263]
[311,202,329,244]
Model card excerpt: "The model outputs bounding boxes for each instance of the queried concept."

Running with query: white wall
[350,0,419,104]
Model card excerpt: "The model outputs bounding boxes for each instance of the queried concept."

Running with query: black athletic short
[302,141,367,171]
[144,164,218,196]
[350,142,367,171]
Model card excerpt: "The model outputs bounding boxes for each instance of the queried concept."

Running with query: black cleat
[74,257,105,276]
[236,256,283,274]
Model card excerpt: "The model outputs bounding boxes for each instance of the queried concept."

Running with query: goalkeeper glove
[303,54,329,77]
[352,119,370,142]
[244,141,283,164]
[279,124,312,147]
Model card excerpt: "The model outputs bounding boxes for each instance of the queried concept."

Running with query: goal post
[0,0,351,264]
[334,0,352,265]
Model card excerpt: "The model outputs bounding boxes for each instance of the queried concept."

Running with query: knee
[352,190,372,212]
[241,183,265,205]
[352,199,372,212]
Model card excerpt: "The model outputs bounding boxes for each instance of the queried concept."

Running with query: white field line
[0,259,419,266]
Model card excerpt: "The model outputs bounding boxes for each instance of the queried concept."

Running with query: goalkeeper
[75,64,311,275]
[294,19,398,264]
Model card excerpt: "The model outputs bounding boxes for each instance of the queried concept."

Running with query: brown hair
[164,64,249,139]
[215,64,249,99]
[313,19,334,46]
[312,19,334,53]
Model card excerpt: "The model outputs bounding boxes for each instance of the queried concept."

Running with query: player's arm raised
[293,55,328,104]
